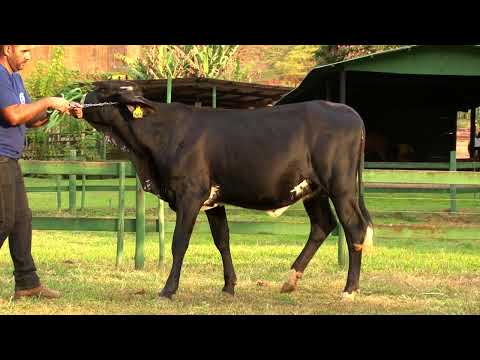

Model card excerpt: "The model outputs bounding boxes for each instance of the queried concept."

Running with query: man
[0,45,82,300]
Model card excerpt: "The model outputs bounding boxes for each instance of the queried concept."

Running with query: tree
[267,45,320,86]
[117,45,254,82]
[315,45,405,65]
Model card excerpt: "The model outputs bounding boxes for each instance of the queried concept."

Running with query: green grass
[0,231,478,314]
[0,176,477,314]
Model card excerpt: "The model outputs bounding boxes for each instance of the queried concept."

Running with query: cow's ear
[120,94,156,117]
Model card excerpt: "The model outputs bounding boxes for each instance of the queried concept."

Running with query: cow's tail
[358,125,374,249]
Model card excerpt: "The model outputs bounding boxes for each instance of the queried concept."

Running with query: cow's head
[83,80,156,128]
[83,80,163,196]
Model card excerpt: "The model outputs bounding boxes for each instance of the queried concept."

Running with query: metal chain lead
[81,102,118,109]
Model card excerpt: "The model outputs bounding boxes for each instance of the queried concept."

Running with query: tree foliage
[23,46,106,160]
[118,45,254,82]
[266,45,320,87]
[314,45,405,64]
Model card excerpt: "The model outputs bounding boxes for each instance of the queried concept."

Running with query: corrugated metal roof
[312,45,418,71]
[95,77,293,109]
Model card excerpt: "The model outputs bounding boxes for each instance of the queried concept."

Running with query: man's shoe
[14,285,61,300]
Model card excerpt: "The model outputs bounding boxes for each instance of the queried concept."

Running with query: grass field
[0,177,478,314]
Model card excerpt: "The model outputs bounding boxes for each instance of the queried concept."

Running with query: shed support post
[212,86,217,109]
[326,80,331,101]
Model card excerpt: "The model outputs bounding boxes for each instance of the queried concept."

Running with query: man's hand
[1,96,73,127]
[68,102,83,119]
[48,97,70,113]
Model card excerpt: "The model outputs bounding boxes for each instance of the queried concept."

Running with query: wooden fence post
[135,175,145,269]
[56,175,62,211]
[116,162,125,267]
[81,174,86,212]
[450,150,457,213]
[158,199,165,267]
[331,199,348,269]
[337,220,348,269]
[69,149,77,216]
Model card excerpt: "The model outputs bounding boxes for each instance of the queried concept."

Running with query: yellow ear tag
[133,105,143,119]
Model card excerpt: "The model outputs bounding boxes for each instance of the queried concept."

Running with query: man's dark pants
[0,155,40,290]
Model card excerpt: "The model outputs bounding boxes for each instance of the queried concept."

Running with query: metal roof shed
[276,45,480,162]
[125,77,293,109]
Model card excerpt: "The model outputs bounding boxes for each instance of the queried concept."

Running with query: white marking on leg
[341,291,357,301]
[290,180,310,197]
[208,185,220,199]
[363,225,374,251]
[266,206,290,217]
[201,186,222,211]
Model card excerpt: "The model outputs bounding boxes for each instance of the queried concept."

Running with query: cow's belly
[201,179,319,217]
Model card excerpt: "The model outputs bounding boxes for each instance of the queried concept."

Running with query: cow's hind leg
[281,193,336,293]
[159,195,203,299]
[205,206,237,296]
[330,192,371,300]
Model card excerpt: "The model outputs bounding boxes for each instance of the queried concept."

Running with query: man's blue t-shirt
[0,64,31,159]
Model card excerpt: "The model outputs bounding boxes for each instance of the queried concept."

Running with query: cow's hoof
[341,291,357,302]
[222,285,235,296]
[221,290,235,298]
[280,269,302,293]
[280,282,297,293]
[158,290,173,300]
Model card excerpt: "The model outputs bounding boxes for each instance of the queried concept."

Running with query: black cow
[83,81,373,301]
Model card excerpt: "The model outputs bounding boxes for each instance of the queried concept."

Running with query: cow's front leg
[205,206,237,296]
[159,194,203,299]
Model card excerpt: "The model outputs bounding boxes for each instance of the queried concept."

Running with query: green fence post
[102,137,107,160]
[135,175,145,269]
[156,75,172,267]
[81,174,86,212]
[331,199,348,268]
[158,199,165,267]
[69,149,77,216]
[450,150,457,213]
[337,223,348,269]
[56,174,62,211]
[116,162,126,267]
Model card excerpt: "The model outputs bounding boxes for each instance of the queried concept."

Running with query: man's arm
[25,109,48,128]
[26,116,49,128]
[26,102,83,128]
[0,97,69,126]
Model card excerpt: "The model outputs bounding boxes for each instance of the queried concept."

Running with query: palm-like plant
[118,45,248,81]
